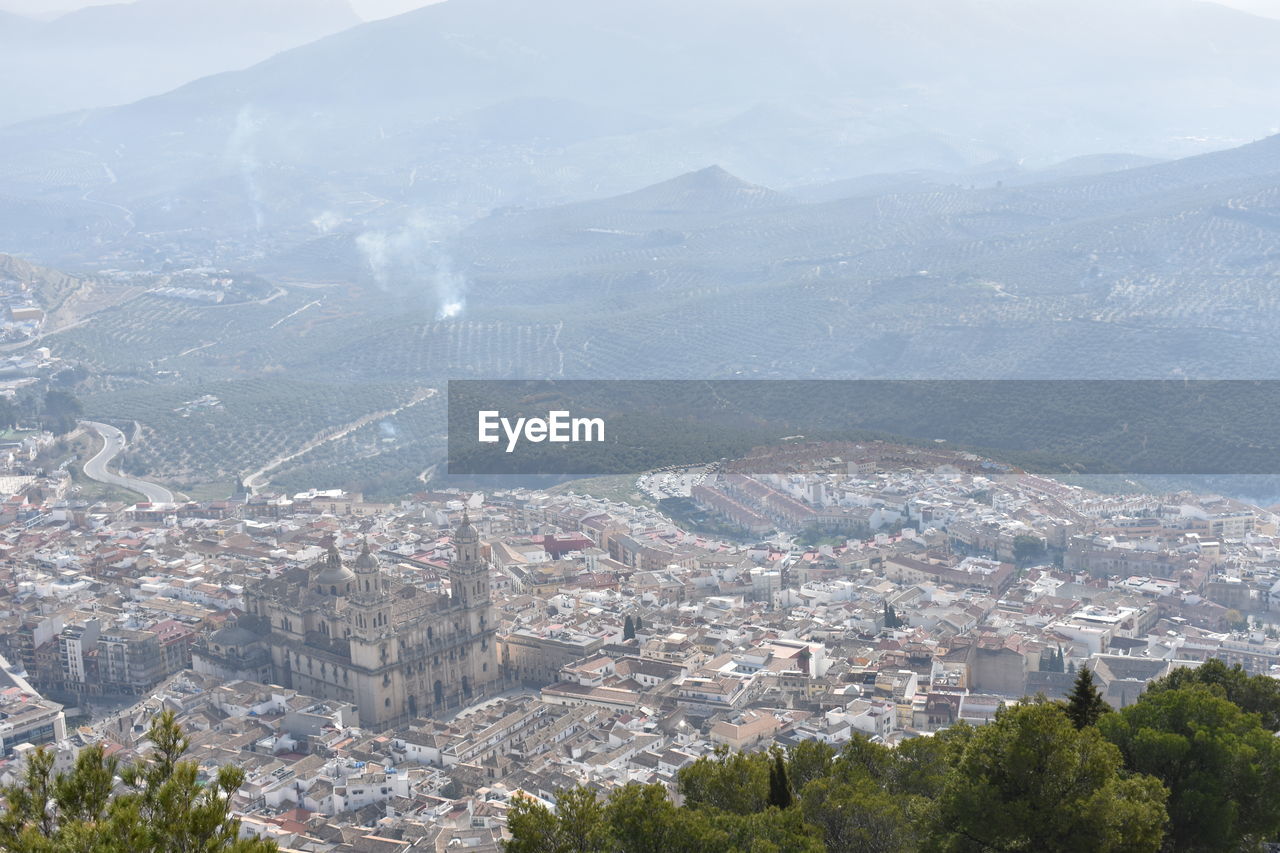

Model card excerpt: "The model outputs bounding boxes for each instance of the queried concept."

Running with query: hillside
[443,137,1280,380]
[4,0,1280,494]
[3,124,1272,493]
[3,0,1280,266]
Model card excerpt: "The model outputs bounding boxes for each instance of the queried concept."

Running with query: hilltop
[4,0,1280,263]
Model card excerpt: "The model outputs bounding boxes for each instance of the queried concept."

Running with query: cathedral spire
[355,536,379,572]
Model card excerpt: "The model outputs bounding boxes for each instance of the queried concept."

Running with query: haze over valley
[1,0,1279,495]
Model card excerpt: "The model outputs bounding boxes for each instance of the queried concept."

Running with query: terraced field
[269,391,448,498]
[451,136,1280,381]
[82,378,425,488]
[15,132,1280,495]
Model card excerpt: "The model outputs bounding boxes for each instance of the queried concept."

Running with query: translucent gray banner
[447,380,1280,476]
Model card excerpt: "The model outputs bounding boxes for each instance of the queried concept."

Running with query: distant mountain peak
[673,164,745,190]
[621,165,791,213]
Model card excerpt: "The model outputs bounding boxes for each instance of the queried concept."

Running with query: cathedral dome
[210,624,257,647]
[315,544,356,589]
[455,508,479,545]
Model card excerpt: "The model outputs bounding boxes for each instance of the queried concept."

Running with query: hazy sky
[1,0,440,20]
[1,0,1277,21]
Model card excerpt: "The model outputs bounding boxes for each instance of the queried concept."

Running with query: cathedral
[206,512,499,730]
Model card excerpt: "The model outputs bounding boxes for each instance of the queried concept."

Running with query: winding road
[82,422,176,504]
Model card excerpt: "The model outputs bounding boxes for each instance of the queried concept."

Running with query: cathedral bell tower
[451,509,489,610]
[353,538,382,601]
[349,539,391,642]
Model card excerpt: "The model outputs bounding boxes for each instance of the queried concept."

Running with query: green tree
[603,783,711,853]
[0,397,18,430]
[786,740,835,793]
[1013,534,1046,567]
[0,711,275,852]
[1144,658,1280,731]
[505,786,609,853]
[553,786,610,853]
[767,750,793,810]
[1099,684,1280,852]
[677,747,771,815]
[1065,666,1110,729]
[505,793,562,853]
[800,774,916,853]
[51,365,89,388]
[933,702,1167,852]
[1040,646,1065,673]
[40,390,82,436]
[889,730,964,799]
[623,616,635,641]
[708,807,822,853]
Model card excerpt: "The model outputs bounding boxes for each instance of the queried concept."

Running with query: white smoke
[228,105,265,231]
[356,214,467,320]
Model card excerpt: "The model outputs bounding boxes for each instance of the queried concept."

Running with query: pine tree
[767,750,793,810]
[1065,666,1110,729]
[623,615,635,641]
[0,711,274,851]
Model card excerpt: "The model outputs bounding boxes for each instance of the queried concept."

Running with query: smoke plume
[227,105,265,231]
[356,214,467,320]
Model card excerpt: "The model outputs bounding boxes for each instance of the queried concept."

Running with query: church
[197,512,499,729]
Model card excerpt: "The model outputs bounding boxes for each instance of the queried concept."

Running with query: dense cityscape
[4,0,1280,849]
[0,434,1276,848]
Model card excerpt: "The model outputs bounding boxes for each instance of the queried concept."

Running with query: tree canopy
[1099,683,1280,852]
[1065,665,1110,729]
[1143,658,1280,730]
[505,657,1280,853]
[40,390,82,436]
[0,711,276,853]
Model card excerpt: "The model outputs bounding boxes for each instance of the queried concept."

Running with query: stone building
[213,513,498,729]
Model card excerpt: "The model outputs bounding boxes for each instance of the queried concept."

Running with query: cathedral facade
[223,514,498,730]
